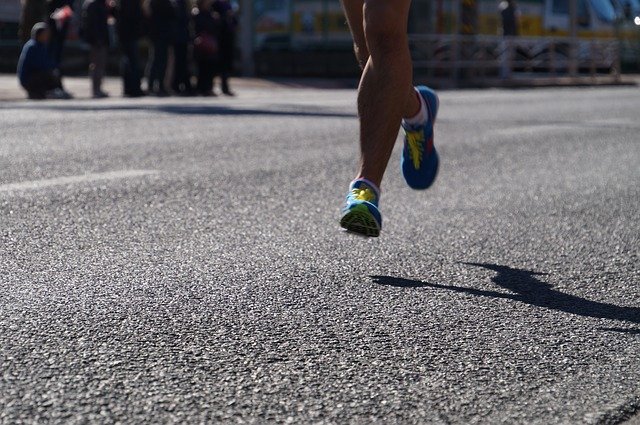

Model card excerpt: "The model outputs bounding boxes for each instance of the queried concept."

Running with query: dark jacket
[193,7,218,38]
[17,39,55,87]
[211,0,236,37]
[82,0,110,46]
[192,7,220,60]
[211,0,235,61]
[116,0,143,42]
[148,0,175,41]
[19,0,47,42]
[172,0,191,44]
[500,1,519,36]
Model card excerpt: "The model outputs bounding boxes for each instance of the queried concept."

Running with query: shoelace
[406,129,424,170]
[350,187,376,203]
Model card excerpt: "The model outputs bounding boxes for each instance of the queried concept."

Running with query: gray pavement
[0,81,639,424]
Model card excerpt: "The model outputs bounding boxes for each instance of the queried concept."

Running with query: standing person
[499,0,519,78]
[81,0,111,98]
[500,0,519,37]
[19,0,47,43]
[46,0,74,70]
[171,0,194,95]
[192,0,219,96]
[117,0,145,96]
[146,0,175,96]
[211,0,236,95]
[338,0,440,237]
[17,22,72,99]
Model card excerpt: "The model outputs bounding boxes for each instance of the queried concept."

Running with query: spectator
[81,0,112,98]
[192,0,219,96]
[117,0,145,96]
[211,0,236,95]
[171,0,194,95]
[499,0,519,36]
[19,0,47,43]
[146,0,176,96]
[46,0,74,70]
[17,23,72,99]
[499,0,519,78]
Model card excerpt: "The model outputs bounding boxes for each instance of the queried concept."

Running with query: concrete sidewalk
[0,74,359,101]
[3,73,639,102]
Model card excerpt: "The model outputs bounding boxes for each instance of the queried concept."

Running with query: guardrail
[409,34,621,84]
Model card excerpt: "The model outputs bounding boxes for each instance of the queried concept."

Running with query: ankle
[402,90,427,126]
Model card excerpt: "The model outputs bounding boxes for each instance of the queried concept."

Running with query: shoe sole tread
[340,207,381,237]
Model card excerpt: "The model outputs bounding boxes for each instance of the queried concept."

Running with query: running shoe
[340,179,382,237]
[401,86,440,190]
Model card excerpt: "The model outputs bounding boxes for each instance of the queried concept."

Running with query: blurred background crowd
[16,0,237,99]
[7,0,640,99]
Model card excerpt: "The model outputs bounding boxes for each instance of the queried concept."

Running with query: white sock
[402,89,428,127]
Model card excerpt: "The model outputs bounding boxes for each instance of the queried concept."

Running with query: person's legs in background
[196,58,215,96]
[121,39,143,96]
[90,44,108,97]
[148,38,169,95]
[219,62,230,95]
[155,39,168,95]
[219,39,234,95]
[172,41,192,94]
[146,41,156,92]
[48,20,69,71]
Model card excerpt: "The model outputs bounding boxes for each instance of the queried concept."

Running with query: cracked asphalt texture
[1,83,639,424]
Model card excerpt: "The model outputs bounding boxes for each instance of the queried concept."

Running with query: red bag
[194,34,218,59]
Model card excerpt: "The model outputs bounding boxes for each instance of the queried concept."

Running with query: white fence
[409,34,621,84]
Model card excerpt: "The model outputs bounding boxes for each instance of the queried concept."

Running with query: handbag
[194,34,218,59]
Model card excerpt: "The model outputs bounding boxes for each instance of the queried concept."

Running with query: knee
[363,0,407,56]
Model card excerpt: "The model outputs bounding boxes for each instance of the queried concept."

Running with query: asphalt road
[1,84,639,424]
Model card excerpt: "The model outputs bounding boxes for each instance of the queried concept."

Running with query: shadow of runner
[372,276,429,288]
[371,263,640,332]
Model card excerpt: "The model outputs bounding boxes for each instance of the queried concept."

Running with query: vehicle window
[589,0,618,21]
[578,0,591,24]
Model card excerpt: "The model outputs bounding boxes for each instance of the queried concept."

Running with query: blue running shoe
[401,86,440,190]
[340,179,382,237]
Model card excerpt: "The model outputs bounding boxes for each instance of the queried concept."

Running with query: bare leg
[341,0,420,189]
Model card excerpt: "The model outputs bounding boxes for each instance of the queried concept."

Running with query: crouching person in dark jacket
[17,22,72,99]
[82,0,111,98]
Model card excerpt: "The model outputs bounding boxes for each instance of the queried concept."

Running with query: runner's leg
[341,0,420,189]
[341,0,368,69]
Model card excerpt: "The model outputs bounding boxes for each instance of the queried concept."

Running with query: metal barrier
[409,34,621,85]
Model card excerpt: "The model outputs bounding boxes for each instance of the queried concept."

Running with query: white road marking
[0,170,158,192]
[489,119,639,138]
[489,124,583,137]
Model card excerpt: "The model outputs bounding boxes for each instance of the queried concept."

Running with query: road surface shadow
[372,263,640,333]
[0,103,355,118]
